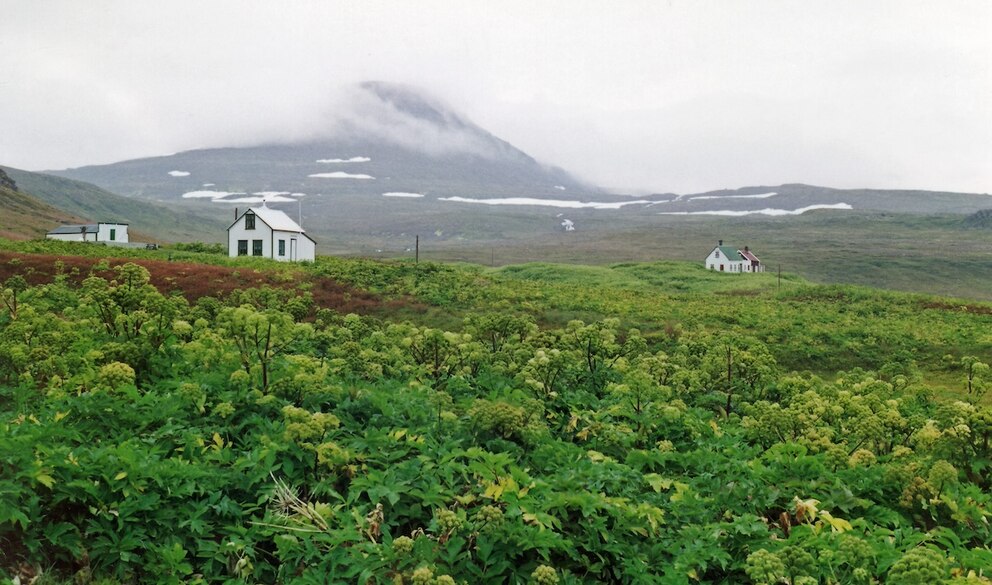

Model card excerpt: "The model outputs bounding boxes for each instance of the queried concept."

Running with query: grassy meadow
[1,238,991,583]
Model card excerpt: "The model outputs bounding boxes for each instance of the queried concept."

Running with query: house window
[245,213,256,230]
[278,240,286,256]
[109,228,116,241]
[237,240,248,256]
[252,240,263,256]
[715,250,720,258]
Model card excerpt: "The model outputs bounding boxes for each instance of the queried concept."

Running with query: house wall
[704,248,742,272]
[97,223,129,243]
[228,211,316,262]
[47,231,96,242]
[229,215,273,258]
[271,230,316,262]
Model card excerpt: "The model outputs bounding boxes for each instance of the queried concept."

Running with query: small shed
[46,223,129,243]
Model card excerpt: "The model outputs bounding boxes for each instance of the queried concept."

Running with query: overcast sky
[1,0,989,194]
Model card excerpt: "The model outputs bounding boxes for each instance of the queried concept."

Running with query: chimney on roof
[235,207,238,220]
[718,239,723,246]
[745,246,749,252]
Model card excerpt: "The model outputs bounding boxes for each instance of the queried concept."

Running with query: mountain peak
[357,81,471,132]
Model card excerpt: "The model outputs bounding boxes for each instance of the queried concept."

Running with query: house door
[720,264,724,271]
[290,238,297,261]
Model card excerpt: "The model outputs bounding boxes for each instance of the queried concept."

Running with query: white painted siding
[47,231,96,242]
[228,212,272,259]
[704,247,743,272]
[271,230,316,262]
[97,223,129,243]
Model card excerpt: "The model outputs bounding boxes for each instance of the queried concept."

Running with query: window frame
[237,240,248,256]
[252,239,263,256]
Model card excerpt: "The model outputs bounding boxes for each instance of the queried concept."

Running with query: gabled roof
[228,205,317,244]
[253,206,306,232]
[48,224,97,235]
[229,206,305,233]
[740,249,760,263]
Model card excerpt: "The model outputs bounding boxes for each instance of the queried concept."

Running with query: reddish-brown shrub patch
[0,250,426,317]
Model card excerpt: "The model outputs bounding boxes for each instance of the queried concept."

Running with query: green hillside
[1,244,991,583]
[0,169,86,240]
[1,166,223,242]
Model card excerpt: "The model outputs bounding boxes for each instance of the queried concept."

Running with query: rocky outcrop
[0,168,17,191]
[963,209,992,228]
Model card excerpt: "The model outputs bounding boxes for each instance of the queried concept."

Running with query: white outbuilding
[704,240,764,273]
[46,222,129,243]
[227,205,316,262]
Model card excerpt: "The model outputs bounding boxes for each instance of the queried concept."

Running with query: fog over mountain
[50,82,592,201]
[2,1,989,194]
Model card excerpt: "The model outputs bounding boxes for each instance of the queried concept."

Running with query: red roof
[740,249,760,262]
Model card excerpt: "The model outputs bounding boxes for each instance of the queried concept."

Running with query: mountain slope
[643,183,992,215]
[49,81,594,202]
[0,168,86,240]
[1,166,223,242]
[40,82,992,251]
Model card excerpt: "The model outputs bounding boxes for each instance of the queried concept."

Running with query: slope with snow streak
[688,192,777,201]
[657,203,853,216]
[439,196,651,210]
[309,172,375,179]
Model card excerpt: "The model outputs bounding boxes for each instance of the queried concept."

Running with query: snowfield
[657,203,853,216]
[438,196,651,209]
[309,172,375,179]
[689,192,777,201]
[168,171,191,177]
[213,195,296,203]
[182,190,243,199]
[316,157,371,163]
[382,192,425,198]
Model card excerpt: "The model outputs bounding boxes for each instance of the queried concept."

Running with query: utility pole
[777,265,781,291]
[725,344,734,417]
[415,235,419,264]
[491,247,494,267]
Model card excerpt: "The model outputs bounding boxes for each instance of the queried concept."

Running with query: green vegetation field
[1,239,991,584]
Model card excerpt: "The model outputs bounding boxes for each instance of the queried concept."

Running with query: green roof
[718,246,742,261]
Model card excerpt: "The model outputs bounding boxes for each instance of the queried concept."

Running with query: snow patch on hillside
[438,196,651,210]
[316,157,371,163]
[214,195,296,203]
[309,172,375,179]
[168,170,191,177]
[657,203,853,216]
[689,192,777,201]
[182,190,243,199]
[561,219,575,231]
[382,192,425,198]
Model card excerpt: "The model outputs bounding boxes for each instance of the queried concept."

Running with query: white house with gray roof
[704,240,763,273]
[46,222,128,243]
[227,205,316,262]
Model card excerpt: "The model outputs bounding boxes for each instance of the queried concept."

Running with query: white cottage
[704,240,764,273]
[47,222,129,243]
[227,205,316,262]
